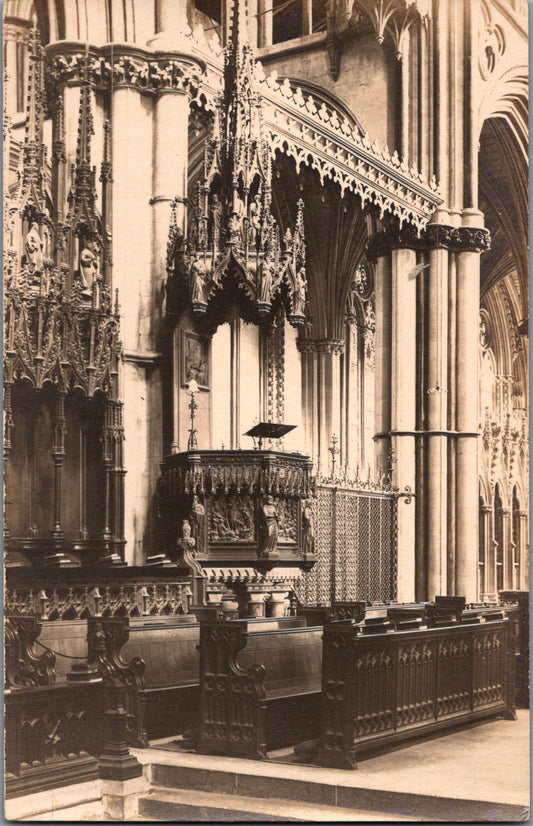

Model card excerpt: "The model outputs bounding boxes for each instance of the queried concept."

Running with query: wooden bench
[500,590,529,708]
[316,606,516,769]
[35,615,200,745]
[122,615,200,742]
[5,614,103,799]
[196,615,323,759]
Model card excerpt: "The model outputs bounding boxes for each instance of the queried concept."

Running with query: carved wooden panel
[197,621,267,759]
[317,617,515,769]
[5,682,103,798]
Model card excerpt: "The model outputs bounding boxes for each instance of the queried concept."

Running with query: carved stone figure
[190,259,207,304]
[293,267,307,316]
[259,261,274,303]
[249,194,262,247]
[302,502,315,556]
[190,494,205,552]
[177,518,196,557]
[24,222,44,277]
[79,244,99,297]
[210,194,223,246]
[258,495,278,556]
[230,195,246,243]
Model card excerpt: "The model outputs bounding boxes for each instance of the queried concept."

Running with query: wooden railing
[317,610,516,769]
[5,613,147,797]
[5,567,193,620]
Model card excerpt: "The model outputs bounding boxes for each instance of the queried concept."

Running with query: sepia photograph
[2,0,529,821]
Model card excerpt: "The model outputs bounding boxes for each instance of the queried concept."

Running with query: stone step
[137,753,529,823]
[138,787,415,822]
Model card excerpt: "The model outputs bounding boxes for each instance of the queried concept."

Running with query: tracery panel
[297,486,397,605]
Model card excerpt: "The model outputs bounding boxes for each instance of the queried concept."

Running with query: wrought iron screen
[297,485,397,605]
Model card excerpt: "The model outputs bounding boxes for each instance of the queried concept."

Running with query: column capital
[45,42,205,99]
[367,223,491,260]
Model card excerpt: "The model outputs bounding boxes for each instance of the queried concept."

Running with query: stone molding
[297,338,345,355]
[367,224,491,260]
[45,42,205,98]
[44,40,440,233]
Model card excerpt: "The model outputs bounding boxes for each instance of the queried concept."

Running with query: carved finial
[229,0,249,48]
[172,0,307,329]
[100,119,113,183]
[76,49,94,170]
[52,94,66,164]
[66,48,99,242]
[20,25,46,211]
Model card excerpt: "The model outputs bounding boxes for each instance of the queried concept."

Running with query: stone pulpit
[157,449,316,616]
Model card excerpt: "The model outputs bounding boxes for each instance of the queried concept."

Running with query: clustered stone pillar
[3,19,30,116]
[298,339,343,472]
[455,210,487,602]
[391,247,417,601]
[373,253,392,478]
[426,224,449,599]
[108,37,203,563]
[368,213,490,603]
[518,510,529,590]
[479,503,492,599]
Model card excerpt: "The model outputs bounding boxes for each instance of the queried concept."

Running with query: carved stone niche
[158,449,316,572]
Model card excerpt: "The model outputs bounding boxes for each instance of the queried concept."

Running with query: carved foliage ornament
[46,48,204,99]
[366,224,491,261]
[5,614,56,689]
[167,0,307,328]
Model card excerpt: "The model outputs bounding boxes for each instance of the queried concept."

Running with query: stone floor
[6,710,530,822]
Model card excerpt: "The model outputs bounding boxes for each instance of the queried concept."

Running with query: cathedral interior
[3,0,529,816]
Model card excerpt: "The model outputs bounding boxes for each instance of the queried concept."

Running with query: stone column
[518,511,528,590]
[257,0,273,47]
[479,504,492,600]
[455,212,488,601]
[297,340,316,461]
[111,86,154,565]
[373,253,392,478]
[391,247,417,602]
[317,340,343,471]
[426,225,449,600]
[500,507,511,590]
[3,20,30,116]
[344,320,360,475]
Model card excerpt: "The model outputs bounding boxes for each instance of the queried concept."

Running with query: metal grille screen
[297,485,397,605]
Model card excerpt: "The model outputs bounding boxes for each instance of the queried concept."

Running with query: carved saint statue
[190,495,205,553]
[24,222,44,277]
[190,259,207,304]
[258,495,279,556]
[259,261,275,304]
[249,194,262,247]
[79,245,100,298]
[302,502,315,557]
[210,194,223,247]
[230,195,246,243]
[293,267,307,316]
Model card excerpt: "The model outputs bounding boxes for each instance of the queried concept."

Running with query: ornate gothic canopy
[167,0,307,328]
[3,32,121,403]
